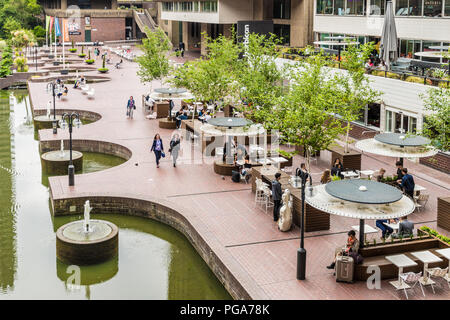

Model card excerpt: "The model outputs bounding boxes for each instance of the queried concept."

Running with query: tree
[0,0,42,39]
[0,45,13,78]
[136,26,172,91]
[268,50,344,173]
[333,42,381,153]
[169,32,241,108]
[421,87,450,151]
[235,32,287,125]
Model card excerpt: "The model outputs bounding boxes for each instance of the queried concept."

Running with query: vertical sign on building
[236,21,274,58]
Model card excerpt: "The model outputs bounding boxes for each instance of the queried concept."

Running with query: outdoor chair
[87,88,95,99]
[146,112,157,120]
[255,178,267,206]
[399,271,425,299]
[262,185,274,213]
[281,166,293,175]
[427,267,450,290]
[240,169,251,184]
[414,194,429,212]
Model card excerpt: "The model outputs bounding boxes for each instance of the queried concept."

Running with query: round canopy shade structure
[207,117,253,129]
[375,132,431,147]
[313,41,360,47]
[324,36,356,41]
[414,51,447,59]
[325,180,403,205]
[355,136,438,159]
[149,88,194,101]
[428,45,450,51]
[199,122,265,137]
[305,184,415,220]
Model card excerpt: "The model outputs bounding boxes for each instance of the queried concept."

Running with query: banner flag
[63,19,70,42]
[54,17,61,37]
[48,16,54,34]
[45,16,50,32]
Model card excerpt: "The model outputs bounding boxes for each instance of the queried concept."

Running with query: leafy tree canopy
[0,0,42,38]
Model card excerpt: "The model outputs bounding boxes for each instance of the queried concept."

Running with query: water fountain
[33,101,62,130]
[60,140,65,158]
[56,200,119,265]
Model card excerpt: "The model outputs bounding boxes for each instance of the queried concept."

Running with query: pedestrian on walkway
[272,173,283,222]
[169,133,181,167]
[151,133,164,168]
[127,96,135,119]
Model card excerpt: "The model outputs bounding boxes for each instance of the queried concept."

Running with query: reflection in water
[0,91,17,292]
[0,90,231,299]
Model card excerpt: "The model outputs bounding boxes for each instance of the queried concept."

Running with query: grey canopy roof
[380,1,398,70]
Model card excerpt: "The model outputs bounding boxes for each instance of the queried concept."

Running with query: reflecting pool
[0,90,231,299]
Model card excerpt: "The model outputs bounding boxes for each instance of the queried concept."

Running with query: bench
[410,59,446,75]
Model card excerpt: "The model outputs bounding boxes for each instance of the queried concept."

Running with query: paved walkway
[29,47,450,300]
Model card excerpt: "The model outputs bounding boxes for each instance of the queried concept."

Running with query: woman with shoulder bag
[169,133,181,167]
[151,133,164,168]
[127,96,136,119]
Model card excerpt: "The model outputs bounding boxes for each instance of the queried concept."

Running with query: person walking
[127,96,136,119]
[151,134,164,168]
[169,133,181,167]
[272,173,283,222]
[397,168,415,198]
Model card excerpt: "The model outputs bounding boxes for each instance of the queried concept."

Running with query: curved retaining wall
[50,194,254,300]
[0,71,50,89]
[33,109,102,123]
[39,139,132,161]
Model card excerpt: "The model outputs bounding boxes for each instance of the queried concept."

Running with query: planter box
[224,105,234,117]
[154,101,170,119]
[158,118,177,129]
[327,144,361,171]
[294,144,320,157]
[419,151,450,174]
[437,197,450,232]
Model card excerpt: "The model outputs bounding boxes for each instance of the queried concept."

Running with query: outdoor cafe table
[342,171,360,179]
[414,184,426,197]
[386,254,418,289]
[270,156,288,169]
[351,224,378,242]
[385,222,399,233]
[359,170,375,179]
[411,250,443,287]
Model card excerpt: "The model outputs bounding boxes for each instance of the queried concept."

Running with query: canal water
[0,90,231,299]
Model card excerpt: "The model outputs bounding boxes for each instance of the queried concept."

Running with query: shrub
[420,226,450,244]
[98,67,109,73]
[14,55,28,72]
[69,48,77,53]
[85,59,95,64]
[0,45,13,77]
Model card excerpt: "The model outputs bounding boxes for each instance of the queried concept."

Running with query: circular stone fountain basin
[33,115,62,130]
[41,150,83,175]
[56,219,119,265]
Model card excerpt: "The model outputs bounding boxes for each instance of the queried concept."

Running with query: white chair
[262,186,274,213]
[146,112,157,120]
[427,267,450,290]
[281,166,293,175]
[255,178,266,206]
[399,271,425,299]
[414,194,429,212]
[87,88,95,99]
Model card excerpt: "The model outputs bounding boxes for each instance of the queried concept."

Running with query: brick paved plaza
[25,47,450,300]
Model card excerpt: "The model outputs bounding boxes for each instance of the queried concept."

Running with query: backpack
[231,170,240,183]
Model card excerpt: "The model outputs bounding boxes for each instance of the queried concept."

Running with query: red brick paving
[29,47,450,300]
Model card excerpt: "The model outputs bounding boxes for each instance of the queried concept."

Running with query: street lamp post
[47,81,60,134]
[34,45,38,72]
[60,112,81,186]
[296,167,312,280]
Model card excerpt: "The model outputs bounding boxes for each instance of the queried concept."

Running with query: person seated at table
[296,163,311,183]
[375,168,386,182]
[326,230,359,269]
[376,219,394,239]
[397,168,415,198]
[222,140,236,163]
[62,86,68,96]
[240,155,252,182]
[203,110,212,123]
[395,161,404,180]
[235,142,247,162]
[391,216,414,239]
[175,107,187,129]
[320,169,332,184]
[331,158,344,179]
[57,86,68,99]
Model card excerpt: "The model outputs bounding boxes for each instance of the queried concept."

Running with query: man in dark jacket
[272,173,283,222]
[397,168,415,198]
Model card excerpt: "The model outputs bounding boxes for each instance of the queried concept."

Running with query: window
[396,0,409,15]
[316,0,333,14]
[446,0,450,15]
[346,0,364,15]
[409,0,423,15]
[274,0,291,19]
[334,0,345,15]
[423,0,443,16]
[274,24,291,45]
[162,2,174,11]
[385,110,393,132]
[181,2,193,11]
[201,1,218,12]
[370,0,386,15]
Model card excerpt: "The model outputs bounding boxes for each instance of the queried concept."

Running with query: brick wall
[419,152,450,174]
[0,71,49,89]
[66,17,126,42]
[348,122,379,140]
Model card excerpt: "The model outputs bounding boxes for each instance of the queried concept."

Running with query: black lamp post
[47,81,59,134]
[60,112,81,186]
[296,166,312,280]
[34,45,38,72]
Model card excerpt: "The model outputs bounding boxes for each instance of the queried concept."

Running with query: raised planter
[154,101,170,119]
[437,197,450,232]
[419,151,450,174]
[327,144,361,171]
[60,69,69,75]
[158,118,177,129]
[213,160,239,176]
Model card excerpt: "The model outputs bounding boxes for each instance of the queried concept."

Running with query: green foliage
[420,226,450,244]
[0,0,42,38]
[0,45,13,77]
[13,54,28,72]
[98,67,109,73]
[236,33,287,125]
[420,87,450,151]
[331,175,341,181]
[333,42,381,152]
[169,31,241,104]
[32,25,45,38]
[10,29,36,49]
[69,48,77,53]
[85,59,95,64]
[136,27,171,85]
[267,49,344,171]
